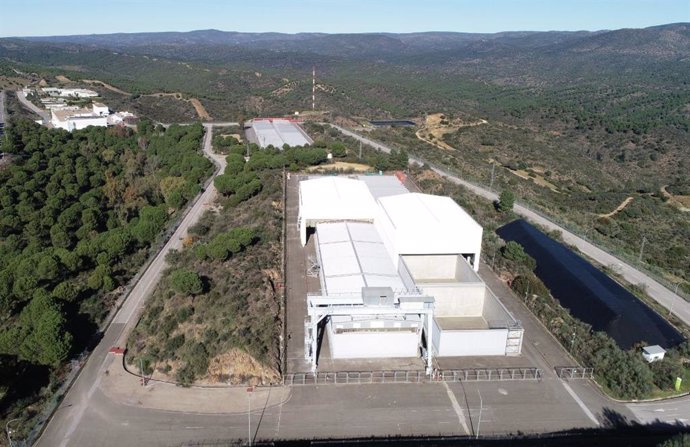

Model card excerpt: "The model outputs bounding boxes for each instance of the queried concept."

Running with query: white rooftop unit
[298,177,379,246]
[376,193,483,271]
[641,345,666,363]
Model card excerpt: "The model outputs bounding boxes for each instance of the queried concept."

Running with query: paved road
[0,90,6,125]
[627,396,690,426]
[36,124,226,447]
[328,124,690,327]
[16,89,51,124]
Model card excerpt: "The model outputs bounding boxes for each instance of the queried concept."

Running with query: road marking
[560,380,599,426]
[442,382,470,435]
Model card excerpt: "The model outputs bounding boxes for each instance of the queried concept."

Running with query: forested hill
[0,120,211,406]
[16,23,690,61]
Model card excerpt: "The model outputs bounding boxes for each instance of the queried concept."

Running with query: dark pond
[496,219,685,350]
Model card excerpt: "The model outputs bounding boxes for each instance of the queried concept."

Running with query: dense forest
[0,119,211,425]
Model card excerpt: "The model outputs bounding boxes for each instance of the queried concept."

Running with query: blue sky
[0,0,687,37]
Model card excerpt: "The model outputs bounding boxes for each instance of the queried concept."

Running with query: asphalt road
[16,89,51,124]
[35,123,226,447]
[328,124,690,327]
[0,90,6,125]
[627,397,690,426]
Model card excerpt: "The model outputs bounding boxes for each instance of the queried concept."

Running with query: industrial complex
[297,175,523,373]
[245,118,314,148]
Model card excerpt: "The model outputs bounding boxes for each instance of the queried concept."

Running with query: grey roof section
[315,222,405,295]
[246,119,313,149]
[356,175,410,199]
[642,345,666,355]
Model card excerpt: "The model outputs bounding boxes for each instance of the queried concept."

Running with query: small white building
[642,345,666,363]
[92,102,110,116]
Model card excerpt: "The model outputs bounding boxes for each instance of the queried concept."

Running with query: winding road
[328,124,690,327]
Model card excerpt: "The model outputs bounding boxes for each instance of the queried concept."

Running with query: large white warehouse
[299,176,523,373]
[245,118,313,149]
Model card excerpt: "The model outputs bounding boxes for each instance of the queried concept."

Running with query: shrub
[170,269,203,296]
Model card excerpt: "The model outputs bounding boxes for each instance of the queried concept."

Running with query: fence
[556,366,595,380]
[283,367,542,386]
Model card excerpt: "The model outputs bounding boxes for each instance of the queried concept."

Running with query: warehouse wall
[432,319,509,356]
[327,325,420,358]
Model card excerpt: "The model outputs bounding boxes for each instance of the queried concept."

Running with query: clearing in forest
[508,168,560,193]
[142,93,212,120]
[307,161,372,172]
[83,79,131,95]
[415,112,488,152]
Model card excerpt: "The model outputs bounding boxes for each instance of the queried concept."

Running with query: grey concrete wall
[403,254,458,280]
[433,319,509,356]
[482,289,516,326]
[327,325,420,358]
[420,283,486,316]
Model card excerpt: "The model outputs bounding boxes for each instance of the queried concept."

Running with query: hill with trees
[0,119,211,427]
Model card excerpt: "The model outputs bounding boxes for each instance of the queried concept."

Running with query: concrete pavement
[15,89,50,125]
[328,124,690,327]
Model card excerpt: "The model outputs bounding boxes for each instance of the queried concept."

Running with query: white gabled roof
[376,193,483,256]
[299,177,379,223]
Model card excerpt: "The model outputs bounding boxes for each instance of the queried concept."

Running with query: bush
[502,241,536,270]
[496,190,515,212]
[170,270,203,296]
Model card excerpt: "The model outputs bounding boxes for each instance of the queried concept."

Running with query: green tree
[502,241,536,270]
[497,190,515,212]
[170,270,203,296]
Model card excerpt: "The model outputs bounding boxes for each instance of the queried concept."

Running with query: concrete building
[245,118,313,149]
[299,175,523,373]
[51,103,111,131]
[642,345,666,363]
[42,87,98,98]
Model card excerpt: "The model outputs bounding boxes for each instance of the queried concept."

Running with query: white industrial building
[245,118,313,148]
[299,176,523,373]
[41,87,99,98]
[50,103,127,131]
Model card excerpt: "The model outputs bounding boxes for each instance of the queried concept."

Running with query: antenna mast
[312,65,316,111]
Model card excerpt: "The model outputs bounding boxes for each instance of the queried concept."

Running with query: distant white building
[245,118,313,149]
[642,345,666,363]
[42,87,98,98]
[51,104,109,131]
[92,102,109,116]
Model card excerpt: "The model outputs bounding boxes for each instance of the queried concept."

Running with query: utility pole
[247,387,254,446]
[638,235,647,263]
[359,140,362,159]
[312,65,316,112]
[571,332,576,352]
[489,162,495,191]
[476,390,483,439]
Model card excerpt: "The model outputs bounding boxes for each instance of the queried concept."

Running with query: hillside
[1,23,688,293]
